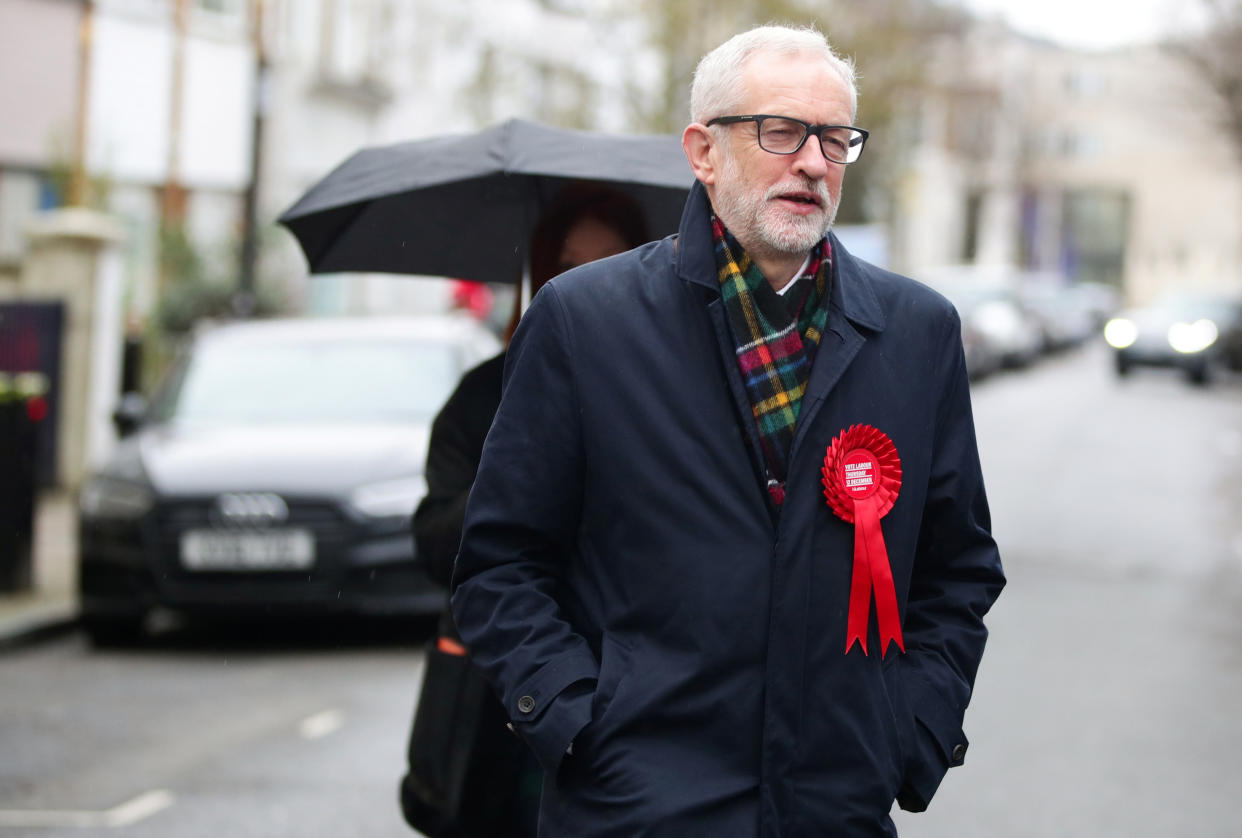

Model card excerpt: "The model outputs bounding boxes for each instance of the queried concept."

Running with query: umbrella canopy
[279,119,694,284]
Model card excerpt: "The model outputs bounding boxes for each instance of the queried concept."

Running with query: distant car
[1018,282,1098,351]
[958,315,1003,381]
[923,274,1042,375]
[1104,291,1242,384]
[1069,281,1121,329]
[78,315,501,643]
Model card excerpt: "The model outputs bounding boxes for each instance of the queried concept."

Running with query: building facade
[3,2,1238,321]
[1,0,653,321]
[893,18,1242,304]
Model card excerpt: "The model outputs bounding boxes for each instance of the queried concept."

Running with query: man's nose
[792,135,830,179]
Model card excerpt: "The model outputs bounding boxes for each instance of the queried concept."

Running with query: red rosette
[821,424,905,657]
[822,424,902,521]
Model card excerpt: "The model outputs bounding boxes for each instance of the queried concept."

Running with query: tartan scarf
[712,215,832,499]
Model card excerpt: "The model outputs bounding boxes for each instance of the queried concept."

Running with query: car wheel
[82,615,145,647]
[1186,359,1213,386]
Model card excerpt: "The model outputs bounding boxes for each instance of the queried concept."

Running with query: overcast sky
[954,0,1203,49]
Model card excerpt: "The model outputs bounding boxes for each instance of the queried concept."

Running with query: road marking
[0,789,174,828]
[104,790,175,827]
[299,708,344,740]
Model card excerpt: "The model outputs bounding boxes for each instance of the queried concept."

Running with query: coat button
[517,695,536,714]
[951,743,967,763]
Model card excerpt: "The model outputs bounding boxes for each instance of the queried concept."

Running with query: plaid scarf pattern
[712,215,832,495]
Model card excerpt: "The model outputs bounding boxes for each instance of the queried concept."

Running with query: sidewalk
[0,489,79,647]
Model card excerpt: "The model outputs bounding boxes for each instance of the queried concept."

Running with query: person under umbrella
[406,183,650,837]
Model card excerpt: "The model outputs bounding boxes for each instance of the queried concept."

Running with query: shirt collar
[775,254,813,296]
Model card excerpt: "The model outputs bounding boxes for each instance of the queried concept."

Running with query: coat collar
[675,180,887,335]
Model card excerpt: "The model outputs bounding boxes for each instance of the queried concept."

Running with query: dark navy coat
[451,182,1005,837]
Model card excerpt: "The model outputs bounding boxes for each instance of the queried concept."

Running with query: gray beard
[714,154,838,259]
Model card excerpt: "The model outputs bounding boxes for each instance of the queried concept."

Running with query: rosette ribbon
[822,424,905,657]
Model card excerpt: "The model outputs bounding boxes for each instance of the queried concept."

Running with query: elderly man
[451,24,1005,837]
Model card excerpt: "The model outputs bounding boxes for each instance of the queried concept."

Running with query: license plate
[180,529,315,571]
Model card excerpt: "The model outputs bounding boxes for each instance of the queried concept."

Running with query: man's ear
[682,123,719,186]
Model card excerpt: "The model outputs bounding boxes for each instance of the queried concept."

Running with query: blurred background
[1,1,1240,836]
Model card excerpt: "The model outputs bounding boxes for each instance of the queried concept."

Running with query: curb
[0,599,80,651]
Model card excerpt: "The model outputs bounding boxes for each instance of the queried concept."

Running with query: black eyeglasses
[706,115,869,164]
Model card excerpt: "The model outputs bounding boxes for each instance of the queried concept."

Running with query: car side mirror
[113,392,149,437]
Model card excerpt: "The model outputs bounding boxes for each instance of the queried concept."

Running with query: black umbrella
[278,119,694,284]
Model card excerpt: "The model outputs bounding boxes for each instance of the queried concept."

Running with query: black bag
[401,636,526,837]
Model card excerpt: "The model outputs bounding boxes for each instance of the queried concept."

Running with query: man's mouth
[774,191,823,209]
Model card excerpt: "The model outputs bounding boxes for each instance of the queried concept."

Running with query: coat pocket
[558,635,634,791]
[587,634,633,740]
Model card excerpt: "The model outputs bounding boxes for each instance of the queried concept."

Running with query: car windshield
[156,337,462,425]
[1148,293,1239,322]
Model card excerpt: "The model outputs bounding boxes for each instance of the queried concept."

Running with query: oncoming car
[78,316,500,643]
[1104,291,1242,385]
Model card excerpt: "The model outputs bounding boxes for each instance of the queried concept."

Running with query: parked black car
[1104,291,1242,385]
[78,316,499,643]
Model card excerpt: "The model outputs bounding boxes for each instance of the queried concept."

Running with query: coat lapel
[676,184,779,517]
[707,296,775,515]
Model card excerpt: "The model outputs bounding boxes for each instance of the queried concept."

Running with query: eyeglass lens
[758,118,863,163]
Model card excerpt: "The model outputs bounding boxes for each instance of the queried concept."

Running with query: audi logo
[211,492,289,528]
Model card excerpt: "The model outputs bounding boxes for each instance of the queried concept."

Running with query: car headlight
[80,477,154,520]
[1167,319,1218,354]
[1103,318,1138,349]
[349,475,427,519]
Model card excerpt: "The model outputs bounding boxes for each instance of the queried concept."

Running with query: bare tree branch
[1167,0,1242,163]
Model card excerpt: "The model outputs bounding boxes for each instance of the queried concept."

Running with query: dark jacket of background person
[414,352,505,636]
[450,181,1006,837]
[409,352,528,838]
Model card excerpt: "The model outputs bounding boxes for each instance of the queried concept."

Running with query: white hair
[690,25,859,125]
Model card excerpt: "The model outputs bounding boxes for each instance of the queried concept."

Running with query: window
[1061,189,1130,285]
[962,191,984,262]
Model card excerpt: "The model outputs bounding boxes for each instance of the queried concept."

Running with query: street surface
[0,621,427,837]
[3,341,1242,837]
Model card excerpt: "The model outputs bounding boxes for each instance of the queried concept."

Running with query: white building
[5,2,1237,318]
[1,0,659,321]
[893,18,1242,304]
[0,0,83,270]
[0,0,256,316]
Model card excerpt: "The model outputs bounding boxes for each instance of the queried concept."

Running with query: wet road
[2,342,1241,837]
[0,621,428,837]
